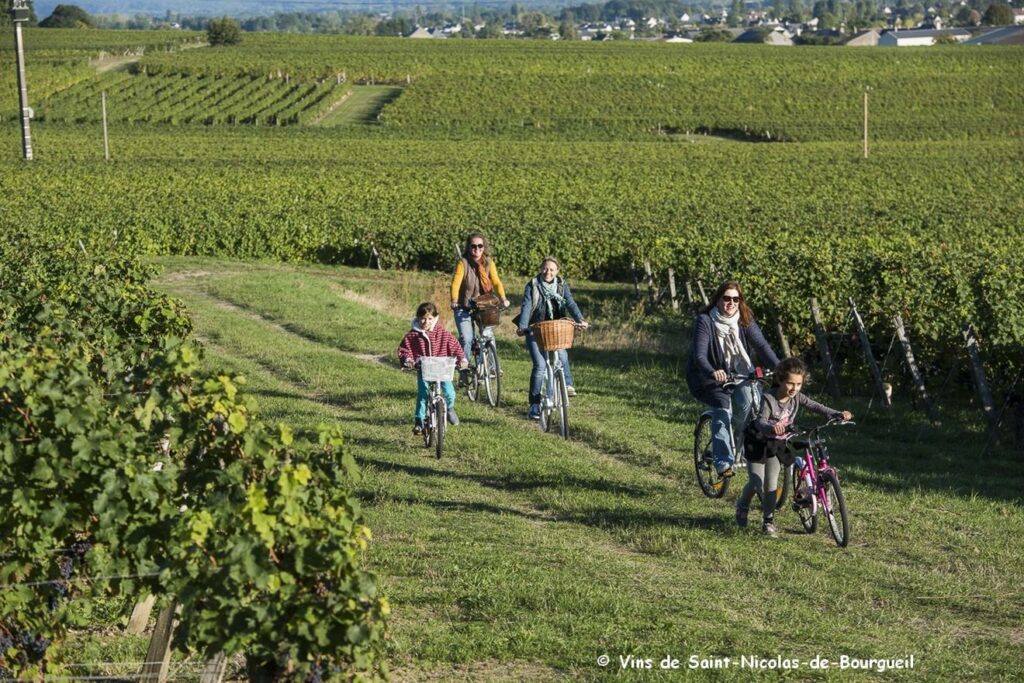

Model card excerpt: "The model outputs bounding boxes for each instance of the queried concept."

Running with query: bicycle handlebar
[720,368,773,388]
[783,417,855,443]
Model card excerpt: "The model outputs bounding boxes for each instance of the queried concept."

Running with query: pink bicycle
[786,418,854,547]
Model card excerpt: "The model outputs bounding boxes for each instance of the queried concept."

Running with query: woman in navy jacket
[685,280,779,477]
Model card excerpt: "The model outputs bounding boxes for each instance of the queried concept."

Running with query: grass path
[315,86,404,127]
[149,257,1024,682]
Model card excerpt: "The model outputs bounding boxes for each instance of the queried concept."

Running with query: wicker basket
[473,304,501,327]
[530,319,576,352]
[420,356,456,382]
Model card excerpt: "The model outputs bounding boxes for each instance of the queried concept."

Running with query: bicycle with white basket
[417,356,457,459]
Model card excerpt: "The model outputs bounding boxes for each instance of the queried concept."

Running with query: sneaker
[735,509,748,528]
[565,385,577,397]
[447,409,460,426]
[528,404,541,420]
[716,464,735,478]
[762,521,778,537]
[412,420,424,436]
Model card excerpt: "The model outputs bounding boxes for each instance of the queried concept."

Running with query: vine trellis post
[962,323,998,442]
[643,260,656,305]
[775,321,791,359]
[138,600,228,683]
[810,297,841,400]
[893,314,940,425]
[667,268,679,312]
[696,280,709,306]
[850,298,890,409]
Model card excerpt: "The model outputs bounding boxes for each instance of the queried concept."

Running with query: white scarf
[710,308,753,375]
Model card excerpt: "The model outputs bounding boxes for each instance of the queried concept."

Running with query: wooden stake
[696,279,709,306]
[630,261,641,300]
[140,602,177,683]
[810,297,840,400]
[849,298,890,407]
[894,315,940,425]
[776,321,791,358]
[667,267,679,312]
[962,323,997,433]
[643,260,656,305]
[863,90,869,159]
[102,91,110,161]
[199,651,228,683]
[684,279,695,305]
[127,594,156,634]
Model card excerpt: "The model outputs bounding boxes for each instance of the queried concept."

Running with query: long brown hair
[462,232,492,267]
[700,280,754,327]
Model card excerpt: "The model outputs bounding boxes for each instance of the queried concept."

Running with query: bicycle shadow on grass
[355,491,730,538]
[353,455,653,500]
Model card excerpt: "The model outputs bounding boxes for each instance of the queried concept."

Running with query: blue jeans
[700,382,755,472]
[416,377,456,421]
[454,308,475,360]
[525,332,572,405]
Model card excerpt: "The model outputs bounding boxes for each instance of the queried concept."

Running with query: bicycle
[692,369,789,508]
[785,418,854,547]
[530,319,581,440]
[465,303,506,407]
[416,356,457,459]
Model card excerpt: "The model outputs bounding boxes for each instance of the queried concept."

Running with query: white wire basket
[420,356,456,382]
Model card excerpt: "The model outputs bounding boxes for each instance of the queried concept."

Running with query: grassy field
[135,256,1024,682]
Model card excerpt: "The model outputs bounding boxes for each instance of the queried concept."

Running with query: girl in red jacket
[398,302,468,435]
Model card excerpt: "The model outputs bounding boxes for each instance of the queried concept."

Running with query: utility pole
[11,0,34,160]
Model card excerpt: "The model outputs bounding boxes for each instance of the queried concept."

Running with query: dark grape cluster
[17,634,49,662]
[48,542,91,611]
[306,663,324,683]
[0,624,50,672]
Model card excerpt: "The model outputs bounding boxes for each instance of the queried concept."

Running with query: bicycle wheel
[434,399,446,459]
[553,369,569,439]
[790,466,816,533]
[539,371,553,432]
[775,464,792,512]
[821,470,850,547]
[483,343,501,407]
[423,411,433,448]
[693,414,729,499]
[466,352,480,402]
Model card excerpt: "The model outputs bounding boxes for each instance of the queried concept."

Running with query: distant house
[844,28,881,46]
[407,27,436,38]
[963,25,1024,44]
[1015,8,1024,24]
[878,27,971,45]
[664,33,694,43]
[735,27,794,45]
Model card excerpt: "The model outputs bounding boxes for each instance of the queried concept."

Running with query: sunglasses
[721,295,741,303]
[470,244,485,250]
